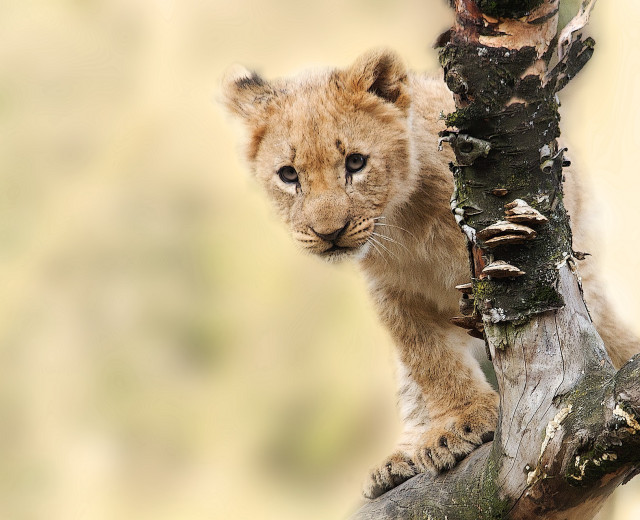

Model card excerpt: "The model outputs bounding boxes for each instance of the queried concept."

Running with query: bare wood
[354,264,640,518]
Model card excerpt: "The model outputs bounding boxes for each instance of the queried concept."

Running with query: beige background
[0,0,638,519]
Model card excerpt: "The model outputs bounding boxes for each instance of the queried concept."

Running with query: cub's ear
[343,49,409,109]
[221,65,274,121]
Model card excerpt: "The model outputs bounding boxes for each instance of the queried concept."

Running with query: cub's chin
[317,242,371,263]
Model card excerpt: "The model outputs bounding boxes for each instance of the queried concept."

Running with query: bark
[353,1,640,518]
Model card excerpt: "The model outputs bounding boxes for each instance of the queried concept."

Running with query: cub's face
[223,50,415,261]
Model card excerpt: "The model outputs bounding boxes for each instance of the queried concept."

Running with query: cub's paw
[362,451,418,499]
[415,400,498,475]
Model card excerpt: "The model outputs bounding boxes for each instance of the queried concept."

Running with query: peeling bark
[352,1,640,518]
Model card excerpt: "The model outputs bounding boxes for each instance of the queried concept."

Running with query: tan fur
[222,49,640,498]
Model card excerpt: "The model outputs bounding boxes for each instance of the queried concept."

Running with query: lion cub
[222,49,639,499]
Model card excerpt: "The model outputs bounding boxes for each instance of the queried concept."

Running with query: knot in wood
[445,68,468,95]
[452,134,491,166]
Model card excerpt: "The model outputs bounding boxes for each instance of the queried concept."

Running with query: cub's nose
[311,221,350,242]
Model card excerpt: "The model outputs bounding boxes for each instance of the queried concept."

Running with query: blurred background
[0,0,638,519]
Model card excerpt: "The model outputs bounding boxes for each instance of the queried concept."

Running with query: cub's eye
[277,165,299,184]
[345,153,367,174]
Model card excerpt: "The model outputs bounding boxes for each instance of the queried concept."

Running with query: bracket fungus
[504,198,549,225]
[455,282,473,294]
[450,315,484,339]
[477,220,537,248]
[481,260,526,279]
[450,315,479,329]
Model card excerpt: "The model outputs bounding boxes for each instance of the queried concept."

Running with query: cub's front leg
[362,289,498,499]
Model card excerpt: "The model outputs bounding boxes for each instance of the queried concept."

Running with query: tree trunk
[353,1,640,518]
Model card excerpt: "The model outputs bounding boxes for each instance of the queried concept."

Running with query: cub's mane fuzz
[221,64,275,120]
[221,48,410,123]
[221,49,412,166]
[343,48,410,110]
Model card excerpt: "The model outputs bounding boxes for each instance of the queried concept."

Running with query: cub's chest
[361,234,467,314]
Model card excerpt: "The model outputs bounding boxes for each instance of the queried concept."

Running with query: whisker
[372,231,410,253]
[371,231,394,241]
[366,237,389,265]
[370,236,398,261]
[374,222,418,241]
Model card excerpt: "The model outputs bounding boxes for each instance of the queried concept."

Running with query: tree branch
[352,1,640,518]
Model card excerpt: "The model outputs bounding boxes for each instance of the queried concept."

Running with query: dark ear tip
[352,48,408,80]
[235,71,266,90]
[221,65,271,119]
[222,64,262,92]
[349,48,408,106]
[363,48,405,72]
